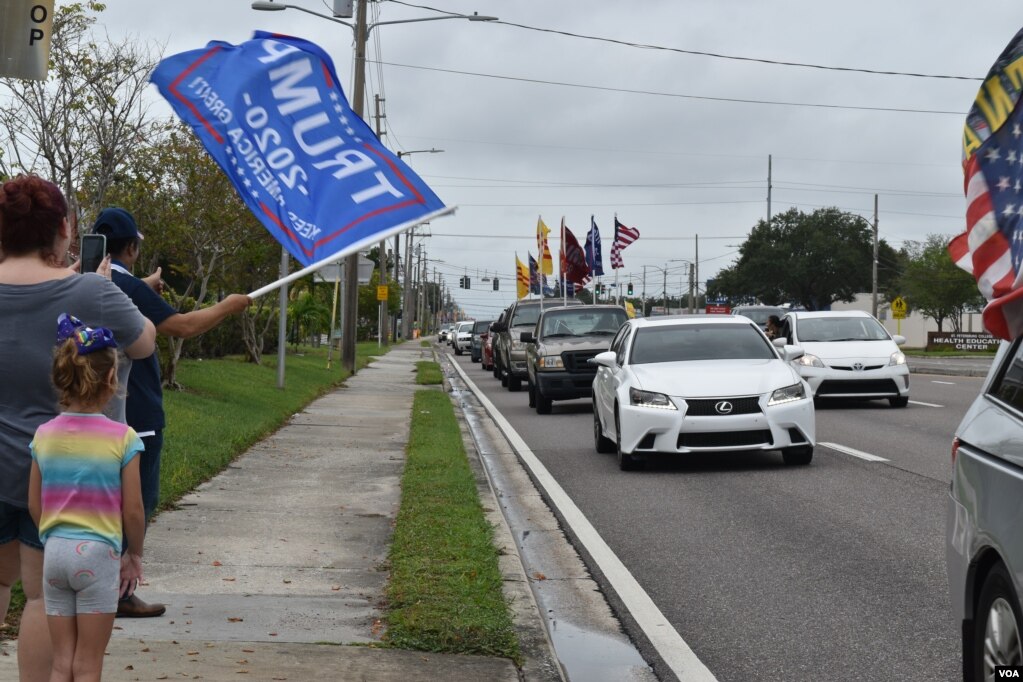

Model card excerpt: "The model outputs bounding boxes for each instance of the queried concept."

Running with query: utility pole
[642,265,647,317]
[374,93,387,348]
[402,230,414,339]
[695,234,699,311]
[341,0,369,372]
[871,193,879,318]
[767,154,772,225]
[688,265,695,314]
[663,266,668,315]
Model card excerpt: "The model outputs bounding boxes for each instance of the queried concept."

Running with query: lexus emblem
[852,362,864,372]
[714,401,733,415]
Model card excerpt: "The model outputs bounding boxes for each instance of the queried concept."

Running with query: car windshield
[458,323,473,333]
[541,309,627,339]
[796,316,889,342]
[473,321,492,334]
[629,323,776,364]
[511,305,542,327]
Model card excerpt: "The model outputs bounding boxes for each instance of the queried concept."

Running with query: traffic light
[627,283,634,296]
[464,276,470,289]
[595,283,602,296]
[459,276,466,289]
[493,278,499,291]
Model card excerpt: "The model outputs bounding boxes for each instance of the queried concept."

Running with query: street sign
[0,1,54,80]
[376,285,388,301]
[891,296,907,320]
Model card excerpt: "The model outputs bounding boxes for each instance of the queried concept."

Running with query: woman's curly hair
[0,175,68,265]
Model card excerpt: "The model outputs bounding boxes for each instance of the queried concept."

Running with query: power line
[386,0,983,82]
[371,60,966,116]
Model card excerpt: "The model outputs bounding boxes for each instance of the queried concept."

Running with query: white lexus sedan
[591,316,815,471]
[781,310,909,408]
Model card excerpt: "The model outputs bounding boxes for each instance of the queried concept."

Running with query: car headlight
[768,383,805,406]
[889,351,906,366]
[511,339,525,351]
[629,387,677,410]
[795,353,824,368]
[538,355,564,370]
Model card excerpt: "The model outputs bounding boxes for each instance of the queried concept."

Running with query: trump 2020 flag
[149,32,447,269]
[950,27,1023,340]
[585,216,604,277]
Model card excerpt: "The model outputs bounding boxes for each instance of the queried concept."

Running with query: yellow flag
[537,216,553,275]
[516,255,529,299]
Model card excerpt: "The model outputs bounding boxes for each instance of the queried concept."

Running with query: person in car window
[766,315,782,339]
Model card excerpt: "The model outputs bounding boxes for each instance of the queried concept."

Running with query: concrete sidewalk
[1,341,549,681]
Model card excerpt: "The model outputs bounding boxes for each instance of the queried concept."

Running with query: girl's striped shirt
[31,413,143,552]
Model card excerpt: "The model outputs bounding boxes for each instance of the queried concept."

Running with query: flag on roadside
[949,28,1023,340]
[559,219,592,286]
[528,253,542,295]
[516,255,529,299]
[149,32,446,269]
[585,215,604,277]
[537,216,553,276]
[610,217,640,270]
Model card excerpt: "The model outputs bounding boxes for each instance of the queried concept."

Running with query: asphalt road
[449,348,973,682]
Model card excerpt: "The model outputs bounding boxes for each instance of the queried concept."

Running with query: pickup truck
[492,298,583,392]
[522,304,628,414]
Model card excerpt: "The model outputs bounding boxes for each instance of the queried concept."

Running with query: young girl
[28,313,146,682]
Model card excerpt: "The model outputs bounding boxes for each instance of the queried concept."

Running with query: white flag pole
[247,206,456,300]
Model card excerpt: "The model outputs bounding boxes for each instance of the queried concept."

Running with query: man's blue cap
[92,207,144,240]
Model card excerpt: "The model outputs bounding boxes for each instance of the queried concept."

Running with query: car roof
[540,304,626,314]
[787,310,872,319]
[627,315,756,328]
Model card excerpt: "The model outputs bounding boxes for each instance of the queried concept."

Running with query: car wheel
[508,376,522,392]
[782,445,813,466]
[973,563,1023,680]
[454,348,461,355]
[889,396,909,408]
[493,361,501,379]
[593,402,615,453]
[527,381,536,408]
[501,372,509,387]
[615,407,641,471]
[536,388,552,414]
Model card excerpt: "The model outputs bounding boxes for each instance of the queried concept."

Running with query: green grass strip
[386,390,520,662]
[415,361,443,385]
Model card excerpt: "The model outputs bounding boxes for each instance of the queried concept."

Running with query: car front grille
[830,364,885,371]
[677,430,773,449]
[817,379,899,396]
[562,350,602,373]
[685,397,761,416]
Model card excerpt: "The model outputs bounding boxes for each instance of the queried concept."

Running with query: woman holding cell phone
[0,175,155,682]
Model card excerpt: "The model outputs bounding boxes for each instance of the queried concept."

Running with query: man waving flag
[949,27,1023,340]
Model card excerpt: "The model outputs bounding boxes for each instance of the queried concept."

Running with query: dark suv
[492,298,583,392]
[523,305,628,414]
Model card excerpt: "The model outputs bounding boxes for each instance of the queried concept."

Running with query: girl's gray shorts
[43,536,120,616]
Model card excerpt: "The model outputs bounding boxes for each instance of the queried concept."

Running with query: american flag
[949,28,1023,340]
[610,217,640,270]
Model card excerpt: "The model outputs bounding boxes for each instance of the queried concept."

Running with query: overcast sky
[90,0,1023,319]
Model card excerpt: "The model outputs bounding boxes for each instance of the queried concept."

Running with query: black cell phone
[79,234,106,273]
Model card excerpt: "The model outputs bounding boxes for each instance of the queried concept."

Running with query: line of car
[445,303,1023,678]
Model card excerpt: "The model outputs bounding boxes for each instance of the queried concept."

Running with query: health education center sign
[926,331,999,352]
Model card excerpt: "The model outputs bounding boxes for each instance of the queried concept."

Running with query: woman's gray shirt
[0,273,145,507]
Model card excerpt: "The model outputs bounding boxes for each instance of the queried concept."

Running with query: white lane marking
[908,399,944,408]
[819,441,890,462]
[450,359,718,682]
[931,380,956,385]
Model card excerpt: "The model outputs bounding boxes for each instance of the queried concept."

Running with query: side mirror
[491,322,507,333]
[892,335,906,346]
[781,345,804,362]
[589,350,617,368]
[772,337,787,348]
[520,332,535,343]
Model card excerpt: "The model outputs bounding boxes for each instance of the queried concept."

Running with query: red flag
[560,222,591,285]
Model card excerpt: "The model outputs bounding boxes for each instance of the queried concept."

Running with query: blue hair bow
[56,313,118,355]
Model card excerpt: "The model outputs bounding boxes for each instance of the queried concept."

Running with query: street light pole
[871,193,879,318]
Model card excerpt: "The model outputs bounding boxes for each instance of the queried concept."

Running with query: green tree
[0,1,160,226]
[711,207,893,310]
[898,234,983,332]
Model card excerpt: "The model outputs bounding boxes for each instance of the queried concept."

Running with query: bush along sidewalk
[385,389,521,663]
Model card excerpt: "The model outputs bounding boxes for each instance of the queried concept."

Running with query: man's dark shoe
[116,594,166,618]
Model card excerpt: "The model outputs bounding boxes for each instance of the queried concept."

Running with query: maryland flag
[516,254,530,299]
[537,216,554,276]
